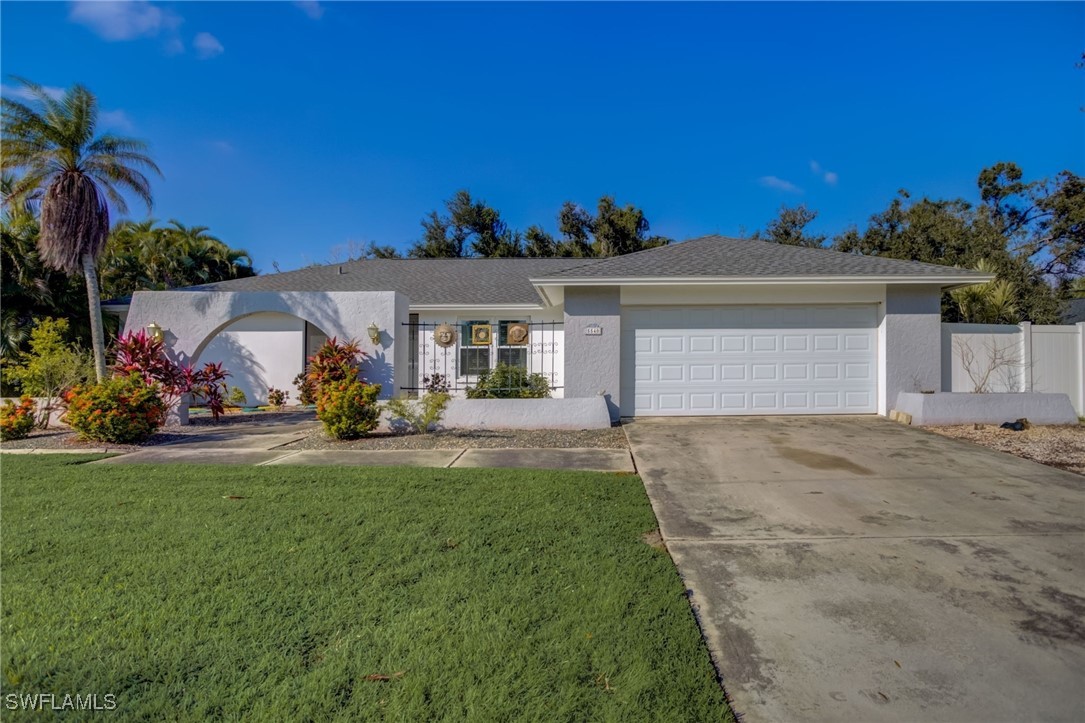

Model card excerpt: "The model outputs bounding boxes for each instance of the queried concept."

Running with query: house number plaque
[584,324,602,336]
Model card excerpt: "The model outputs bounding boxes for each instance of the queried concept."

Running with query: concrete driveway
[625,416,1085,722]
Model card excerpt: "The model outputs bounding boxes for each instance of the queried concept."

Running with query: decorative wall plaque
[434,323,457,348]
[470,324,492,346]
[506,322,529,346]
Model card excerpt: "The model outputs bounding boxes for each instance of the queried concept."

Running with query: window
[455,319,529,377]
[459,320,490,376]
[497,320,528,369]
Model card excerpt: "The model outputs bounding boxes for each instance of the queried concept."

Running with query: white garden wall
[942,322,1085,415]
[198,312,306,406]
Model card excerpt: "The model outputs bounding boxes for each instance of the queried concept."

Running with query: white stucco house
[109,235,989,422]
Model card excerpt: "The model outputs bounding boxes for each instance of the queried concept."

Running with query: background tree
[2,79,161,380]
[99,219,255,297]
[827,164,1080,323]
[409,190,521,258]
[410,191,671,259]
[751,204,827,247]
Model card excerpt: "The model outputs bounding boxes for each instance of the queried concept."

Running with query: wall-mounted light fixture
[367,322,381,345]
[146,321,164,342]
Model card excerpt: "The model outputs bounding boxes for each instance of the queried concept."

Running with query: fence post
[1078,323,1085,416]
[1019,321,1033,393]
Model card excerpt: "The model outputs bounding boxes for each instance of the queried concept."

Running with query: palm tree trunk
[82,252,108,382]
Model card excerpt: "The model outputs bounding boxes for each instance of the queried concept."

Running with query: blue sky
[2,1,1082,271]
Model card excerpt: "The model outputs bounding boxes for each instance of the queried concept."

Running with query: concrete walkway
[626,416,1085,723]
[5,419,635,473]
[84,440,634,473]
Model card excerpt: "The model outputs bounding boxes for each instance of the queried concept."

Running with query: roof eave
[531,274,995,288]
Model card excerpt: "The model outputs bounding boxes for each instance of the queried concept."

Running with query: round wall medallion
[434,323,457,348]
[507,322,529,345]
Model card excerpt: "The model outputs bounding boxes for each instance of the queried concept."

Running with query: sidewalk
[83,446,635,472]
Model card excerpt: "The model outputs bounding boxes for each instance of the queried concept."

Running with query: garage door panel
[622,305,878,416]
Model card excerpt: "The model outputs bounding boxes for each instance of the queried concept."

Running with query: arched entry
[194,312,328,406]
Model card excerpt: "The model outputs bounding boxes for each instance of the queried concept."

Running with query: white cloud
[193,32,224,59]
[758,176,803,194]
[294,1,324,19]
[99,109,134,132]
[810,159,839,186]
[210,140,235,154]
[69,1,181,41]
[0,83,65,102]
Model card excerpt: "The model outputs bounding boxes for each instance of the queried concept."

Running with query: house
[112,235,989,421]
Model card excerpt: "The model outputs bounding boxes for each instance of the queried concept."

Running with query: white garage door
[620,305,878,416]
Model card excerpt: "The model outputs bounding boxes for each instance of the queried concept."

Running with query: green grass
[1,455,732,722]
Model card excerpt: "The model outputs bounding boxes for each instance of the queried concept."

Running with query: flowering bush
[0,396,36,441]
[63,375,167,444]
[316,379,381,440]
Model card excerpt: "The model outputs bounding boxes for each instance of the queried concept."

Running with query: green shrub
[466,363,551,399]
[0,396,36,441]
[7,318,93,427]
[385,392,450,434]
[316,379,382,440]
[227,386,248,407]
[62,375,167,444]
[293,372,317,405]
[267,387,289,410]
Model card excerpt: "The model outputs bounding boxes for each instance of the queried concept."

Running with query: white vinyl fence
[942,322,1085,415]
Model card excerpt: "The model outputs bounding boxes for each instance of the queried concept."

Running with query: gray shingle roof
[187,258,591,305]
[184,235,987,306]
[534,235,990,280]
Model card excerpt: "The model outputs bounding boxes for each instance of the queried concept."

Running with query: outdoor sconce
[146,321,164,342]
[367,322,381,345]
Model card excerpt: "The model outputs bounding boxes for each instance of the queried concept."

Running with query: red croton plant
[112,330,231,421]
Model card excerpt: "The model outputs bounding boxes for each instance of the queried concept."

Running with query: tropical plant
[227,386,248,408]
[62,374,166,443]
[6,317,93,426]
[305,337,366,392]
[316,379,382,440]
[112,330,230,421]
[293,371,317,405]
[267,387,288,410]
[99,219,255,298]
[466,363,551,399]
[1,78,161,381]
[950,260,1021,324]
[190,362,230,422]
[0,396,36,440]
[385,392,450,434]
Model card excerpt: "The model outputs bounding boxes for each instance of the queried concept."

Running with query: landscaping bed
[0,410,319,451]
[926,423,1085,475]
[1,455,731,721]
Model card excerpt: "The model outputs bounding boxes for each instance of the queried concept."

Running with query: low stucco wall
[893,392,1079,426]
[437,396,612,430]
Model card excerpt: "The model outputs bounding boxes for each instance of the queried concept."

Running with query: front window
[459,320,491,376]
[496,320,528,369]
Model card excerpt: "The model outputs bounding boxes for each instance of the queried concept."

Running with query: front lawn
[1,455,732,721]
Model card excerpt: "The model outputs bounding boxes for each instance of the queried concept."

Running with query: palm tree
[1,78,160,381]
